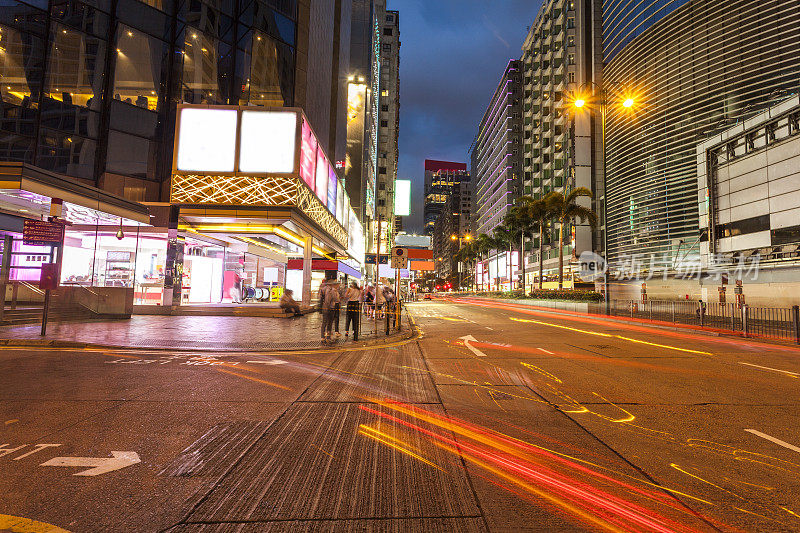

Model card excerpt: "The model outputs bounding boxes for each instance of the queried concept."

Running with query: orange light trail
[360,402,706,532]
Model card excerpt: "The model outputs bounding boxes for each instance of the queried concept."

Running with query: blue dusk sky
[388,0,541,232]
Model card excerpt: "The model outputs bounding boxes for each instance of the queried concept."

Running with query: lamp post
[451,234,472,291]
[572,83,636,315]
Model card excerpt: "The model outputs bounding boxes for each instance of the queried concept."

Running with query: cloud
[388,0,541,232]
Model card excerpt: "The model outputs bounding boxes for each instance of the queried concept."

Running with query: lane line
[537,348,554,354]
[745,429,800,455]
[738,362,799,378]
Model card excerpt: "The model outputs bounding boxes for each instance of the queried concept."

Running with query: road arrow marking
[458,335,487,357]
[745,430,800,455]
[40,451,140,476]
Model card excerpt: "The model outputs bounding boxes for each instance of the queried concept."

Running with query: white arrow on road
[40,451,140,476]
[459,335,487,357]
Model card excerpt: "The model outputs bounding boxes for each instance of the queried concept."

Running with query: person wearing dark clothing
[279,290,302,316]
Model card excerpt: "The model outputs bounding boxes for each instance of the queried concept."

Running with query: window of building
[382,43,391,52]
[568,36,575,47]
[567,18,574,29]
[383,27,392,36]
[380,120,388,127]
[378,166,386,174]
[382,104,389,111]
[0,23,45,110]
[386,14,394,22]
[44,24,106,112]
[381,90,389,97]
[568,72,575,83]
[236,31,294,106]
[568,54,575,65]
[181,27,225,104]
[113,25,168,112]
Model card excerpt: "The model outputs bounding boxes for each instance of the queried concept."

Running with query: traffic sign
[391,247,408,269]
[365,254,389,265]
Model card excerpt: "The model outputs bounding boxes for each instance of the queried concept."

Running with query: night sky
[388,0,542,233]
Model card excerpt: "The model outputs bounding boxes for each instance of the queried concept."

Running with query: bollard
[793,305,800,345]
[742,305,749,338]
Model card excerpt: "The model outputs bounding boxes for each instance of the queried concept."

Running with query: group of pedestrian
[317,279,398,343]
[319,279,364,343]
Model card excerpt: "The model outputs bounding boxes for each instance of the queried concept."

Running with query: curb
[0,317,419,354]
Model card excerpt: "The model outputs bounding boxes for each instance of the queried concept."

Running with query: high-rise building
[423,160,469,236]
[601,0,800,278]
[375,10,400,252]
[346,0,385,257]
[0,0,350,201]
[432,176,473,284]
[519,0,600,285]
[471,60,523,237]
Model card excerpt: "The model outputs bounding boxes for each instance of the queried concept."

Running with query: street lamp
[571,84,639,314]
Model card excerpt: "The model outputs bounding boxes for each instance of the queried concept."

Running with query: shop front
[0,162,152,315]
[159,105,365,310]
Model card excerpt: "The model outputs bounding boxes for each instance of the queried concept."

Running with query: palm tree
[495,219,523,291]
[516,196,552,290]
[508,204,534,290]
[545,188,598,289]
[473,234,494,291]
[454,239,477,291]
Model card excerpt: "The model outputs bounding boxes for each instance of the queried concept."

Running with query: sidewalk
[0,312,411,351]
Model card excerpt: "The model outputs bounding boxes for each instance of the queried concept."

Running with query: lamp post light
[571,83,638,315]
[451,233,471,291]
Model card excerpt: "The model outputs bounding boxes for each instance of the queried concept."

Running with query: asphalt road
[1,299,799,532]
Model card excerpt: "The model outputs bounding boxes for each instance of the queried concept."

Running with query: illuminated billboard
[176,108,237,172]
[394,179,411,216]
[315,150,328,203]
[172,105,360,256]
[300,119,317,191]
[238,110,297,173]
[327,166,337,214]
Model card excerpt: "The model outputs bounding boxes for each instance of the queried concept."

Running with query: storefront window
[134,231,167,304]
[61,229,97,284]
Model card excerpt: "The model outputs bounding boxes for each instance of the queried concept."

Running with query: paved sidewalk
[0,312,407,350]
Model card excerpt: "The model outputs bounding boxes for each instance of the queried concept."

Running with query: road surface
[0,298,798,532]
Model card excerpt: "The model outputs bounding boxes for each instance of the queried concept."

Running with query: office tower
[375,9,400,251]
[423,160,468,236]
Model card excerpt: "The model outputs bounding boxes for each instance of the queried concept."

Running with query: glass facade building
[0,0,298,200]
[602,0,800,272]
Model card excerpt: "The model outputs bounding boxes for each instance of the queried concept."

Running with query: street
[1,299,799,532]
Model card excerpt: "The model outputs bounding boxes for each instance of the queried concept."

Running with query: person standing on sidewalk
[321,280,340,343]
[344,281,362,340]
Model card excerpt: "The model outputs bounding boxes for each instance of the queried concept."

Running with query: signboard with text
[23,220,64,246]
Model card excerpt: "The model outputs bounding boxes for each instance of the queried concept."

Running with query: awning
[0,162,151,225]
[287,258,362,279]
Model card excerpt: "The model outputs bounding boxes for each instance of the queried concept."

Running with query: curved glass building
[602,0,800,271]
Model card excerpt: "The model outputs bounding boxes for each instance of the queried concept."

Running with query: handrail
[18,281,45,296]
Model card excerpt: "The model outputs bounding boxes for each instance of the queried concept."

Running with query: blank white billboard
[176,108,238,172]
[239,110,297,173]
[394,179,411,216]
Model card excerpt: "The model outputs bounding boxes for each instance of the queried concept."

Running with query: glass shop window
[44,23,106,112]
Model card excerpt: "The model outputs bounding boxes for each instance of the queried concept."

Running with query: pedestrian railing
[591,299,800,344]
[322,300,404,342]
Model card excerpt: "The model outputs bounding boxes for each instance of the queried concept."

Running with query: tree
[515,196,553,290]
[508,204,535,290]
[494,220,523,291]
[473,234,494,291]
[454,239,477,291]
[545,188,598,289]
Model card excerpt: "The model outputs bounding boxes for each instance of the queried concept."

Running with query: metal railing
[318,300,404,341]
[592,299,800,344]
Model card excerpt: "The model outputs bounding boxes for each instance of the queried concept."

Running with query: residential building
[470,60,523,237]
[601,0,800,303]
[519,0,600,287]
[423,160,469,236]
[375,9,400,252]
